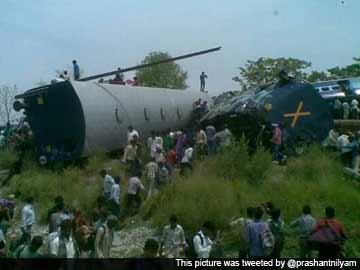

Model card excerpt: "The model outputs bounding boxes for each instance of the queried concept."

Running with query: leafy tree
[327,57,360,79]
[136,52,187,89]
[306,71,330,82]
[0,84,17,124]
[233,57,311,91]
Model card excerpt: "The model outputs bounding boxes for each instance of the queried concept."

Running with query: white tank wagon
[14,81,210,162]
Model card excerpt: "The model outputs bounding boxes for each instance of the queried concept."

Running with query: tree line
[233,56,360,91]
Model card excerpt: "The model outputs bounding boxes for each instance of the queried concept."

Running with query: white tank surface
[72,81,210,154]
[15,81,211,161]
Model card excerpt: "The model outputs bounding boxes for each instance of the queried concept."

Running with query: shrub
[214,137,249,180]
[214,138,272,185]
[244,146,272,185]
[9,167,101,222]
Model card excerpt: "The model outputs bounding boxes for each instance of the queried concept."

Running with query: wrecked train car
[14,81,210,163]
[201,80,334,152]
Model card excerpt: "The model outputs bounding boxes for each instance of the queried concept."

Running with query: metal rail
[79,46,221,82]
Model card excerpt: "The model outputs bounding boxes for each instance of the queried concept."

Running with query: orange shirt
[314,218,347,239]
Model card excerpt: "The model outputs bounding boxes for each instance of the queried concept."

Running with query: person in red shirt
[166,148,177,175]
[271,123,282,162]
[312,206,347,258]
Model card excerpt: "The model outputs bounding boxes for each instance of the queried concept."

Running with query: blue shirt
[290,214,316,239]
[21,204,35,228]
[246,220,268,257]
[73,64,80,78]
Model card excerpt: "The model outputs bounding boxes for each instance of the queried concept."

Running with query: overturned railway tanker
[14,81,210,162]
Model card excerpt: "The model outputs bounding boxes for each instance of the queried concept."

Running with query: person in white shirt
[110,177,121,205]
[193,221,216,258]
[127,126,139,144]
[144,158,159,199]
[100,170,115,200]
[195,127,207,160]
[157,162,170,186]
[337,133,353,166]
[147,131,156,157]
[0,131,5,148]
[160,215,186,258]
[125,172,145,216]
[148,132,163,158]
[63,70,70,81]
[180,144,193,176]
[21,197,35,242]
[110,177,121,217]
[0,229,5,244]
[154,147,166,164]
[154,132,164,150]
[181,145,193,164]
[123,142,138,159]
[50,219,79,258]
[49,202,70,234]
[215,126,232,148]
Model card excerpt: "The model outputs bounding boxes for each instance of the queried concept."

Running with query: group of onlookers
[323,129,360,171]
[0,168,350,259]
[332,98,360,120]
[0,122,32,151]
[0,121,350,259]
[0,194,120,258]
[122,124,232,179]
[236,204,347,259]
[143,203,347,259]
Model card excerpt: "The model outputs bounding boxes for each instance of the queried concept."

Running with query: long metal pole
[79,46,221,82]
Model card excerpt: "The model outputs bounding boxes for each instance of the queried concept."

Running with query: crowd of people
[0,122,32,151]
[229,204,347,259]
[0,122,232,259]
[330,98,360,120]
[323,128,360,172]
[0,120,349,259]
[0,194,347,259]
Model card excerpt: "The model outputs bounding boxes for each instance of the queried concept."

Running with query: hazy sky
[1,0,359,95]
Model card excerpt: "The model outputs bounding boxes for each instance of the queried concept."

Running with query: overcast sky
[1,0,359,95]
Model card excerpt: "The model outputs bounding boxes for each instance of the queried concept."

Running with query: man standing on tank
[200,72,208,92]
[73,60,80,80]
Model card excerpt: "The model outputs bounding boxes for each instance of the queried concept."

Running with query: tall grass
[4,141,360,257]
[0,148,18,169]
[215,138,272,185]
[143,143,360,257]
[8,166,102,222]
[5,151,121,222]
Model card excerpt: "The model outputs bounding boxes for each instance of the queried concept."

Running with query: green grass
[8,166,101,221]
[4,149,134,223]
[0,148,18,169]
[142,142,360,257]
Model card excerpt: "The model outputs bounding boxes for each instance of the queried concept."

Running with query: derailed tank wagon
[14,81,210,162]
